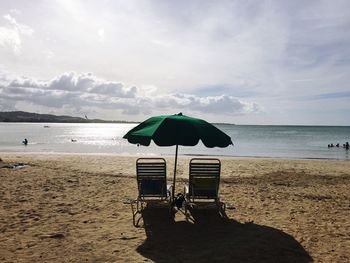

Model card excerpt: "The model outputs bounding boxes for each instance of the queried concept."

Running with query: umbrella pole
[172,144,178,200]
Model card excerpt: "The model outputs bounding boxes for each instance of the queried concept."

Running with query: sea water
[0,123,349,160]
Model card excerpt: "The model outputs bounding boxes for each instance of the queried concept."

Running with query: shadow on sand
[136,208,313,263]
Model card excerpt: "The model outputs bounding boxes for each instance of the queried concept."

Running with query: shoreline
[1,151,349,161]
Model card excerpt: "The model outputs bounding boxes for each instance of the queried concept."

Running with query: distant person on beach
[22,138,28,145]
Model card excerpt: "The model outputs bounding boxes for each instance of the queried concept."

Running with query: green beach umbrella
[123,113,233,198]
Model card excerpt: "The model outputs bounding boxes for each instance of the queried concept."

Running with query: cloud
[0,71,259,118]
[193,82,260,98]
[1,1,349,124]
[0,97,16,111]
[304,91,350,100]
[149,93,258,115]
[0,25,21,54]
[0,14,33,54]
[42,50,54,59]
[48,72,137,97]
[9,9,21,15]
[186,95,258,115]
[3,14,33,35]
[98,28,105,42]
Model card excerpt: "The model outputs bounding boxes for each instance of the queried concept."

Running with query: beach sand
[0,154,349,262]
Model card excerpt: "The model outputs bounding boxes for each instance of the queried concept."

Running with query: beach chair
[184,158,225,214]
[132,158,172,225]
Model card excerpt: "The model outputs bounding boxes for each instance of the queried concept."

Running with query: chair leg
[221,202,226,212]
[218,201,228,219]
[185,204,191,219]
[168,198,175,217]
[215,199,219,209]
[136,199,141,212]
[132,199,140,227]
[136,198,146,212]
[183,186,191,218]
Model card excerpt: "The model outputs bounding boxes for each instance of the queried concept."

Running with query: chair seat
[135,158,171,202]
[186,158,221,205]
[139,179,167,195]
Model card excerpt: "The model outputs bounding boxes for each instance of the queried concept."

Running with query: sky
[0,0,349,125]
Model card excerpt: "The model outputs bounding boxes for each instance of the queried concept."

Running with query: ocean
[0,123,349,160]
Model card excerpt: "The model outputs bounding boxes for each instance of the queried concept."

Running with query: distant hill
[0,111,136,123]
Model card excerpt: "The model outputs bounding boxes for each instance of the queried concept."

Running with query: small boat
[43,125,50,128]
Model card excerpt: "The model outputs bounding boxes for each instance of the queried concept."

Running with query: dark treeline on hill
[0,111,137,123]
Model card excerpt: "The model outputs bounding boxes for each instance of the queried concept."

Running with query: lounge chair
[184,158,225,214]
[132,158,172,225]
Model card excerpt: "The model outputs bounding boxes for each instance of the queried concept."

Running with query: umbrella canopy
[123,113,233,198]
[123,113,232,147]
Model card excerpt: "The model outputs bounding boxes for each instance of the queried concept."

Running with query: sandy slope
[0,154,349,262]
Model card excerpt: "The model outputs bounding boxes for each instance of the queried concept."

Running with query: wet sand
[0,154,349,262]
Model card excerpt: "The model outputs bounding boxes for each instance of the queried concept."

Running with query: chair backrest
[189,158,221,199]
[136,158,167,198]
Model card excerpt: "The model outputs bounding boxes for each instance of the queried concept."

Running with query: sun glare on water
[66,123,137,146]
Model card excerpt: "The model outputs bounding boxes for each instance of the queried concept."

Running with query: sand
[0,153,349,262]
